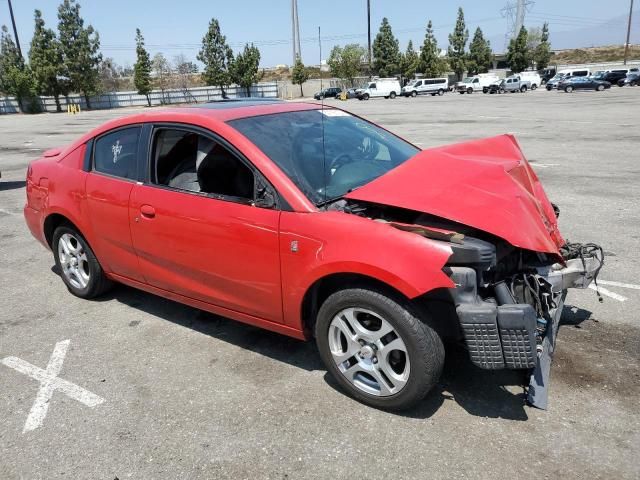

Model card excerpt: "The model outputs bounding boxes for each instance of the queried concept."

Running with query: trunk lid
[345,134,565,255]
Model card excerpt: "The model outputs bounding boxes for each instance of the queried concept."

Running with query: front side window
[228,109,419,205]
[93,126,141,180]
[151,128,255,201]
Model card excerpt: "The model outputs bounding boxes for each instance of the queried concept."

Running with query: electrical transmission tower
[291,0,302,65]
[501,0,535,49]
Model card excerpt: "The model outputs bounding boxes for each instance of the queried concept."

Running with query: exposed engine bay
[327,198,604,409]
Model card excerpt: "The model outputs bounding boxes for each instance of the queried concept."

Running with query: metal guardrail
[0,82,279,114]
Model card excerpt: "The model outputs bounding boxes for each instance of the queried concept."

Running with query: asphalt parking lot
[1,87,639,479]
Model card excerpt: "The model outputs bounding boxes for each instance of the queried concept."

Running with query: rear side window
[574,70,588,77]
[93,127,141,180]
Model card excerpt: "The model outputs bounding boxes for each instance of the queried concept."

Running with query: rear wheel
[438,89,444,96]
[520,85,527,92]
[315,288,444,411]
[389,92,396,99]
[596,84,604,91]
[467,87,473,94]
[53,226,112,299]
[565,85,573,93]
[531,83,537,90]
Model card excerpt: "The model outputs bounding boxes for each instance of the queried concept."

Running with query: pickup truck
[485,76,531,94]
[455,74,499,94]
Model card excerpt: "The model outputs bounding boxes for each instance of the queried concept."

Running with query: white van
[545,68,591,90]
[455,74,499,94]
[402,78,449,97]
[357,78,402,100]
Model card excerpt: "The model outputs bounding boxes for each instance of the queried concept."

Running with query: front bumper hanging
[451,246,603,409]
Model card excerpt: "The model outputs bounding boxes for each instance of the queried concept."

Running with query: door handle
[140,205,156,218]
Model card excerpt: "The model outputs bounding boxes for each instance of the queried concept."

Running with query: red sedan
[24,100,602,410]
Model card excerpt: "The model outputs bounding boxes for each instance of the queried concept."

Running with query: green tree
[327,44,365,86]
[0,26,37,113]
[197,18,234,98]
[506,26,530,73]
[372,17,400,77]
[533,23,552,69]
[447,7,469,80]
[57,0,102,109]
[29,10,66,112]
[134,28,152,106]
[400,40,419,80]
[467,27,492,75]
[232,43,262,97]
[419,20,448,77]
[291,56,309,96]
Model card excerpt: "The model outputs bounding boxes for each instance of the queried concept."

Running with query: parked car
[545,68,591,90]
[618,72,640,87]
[357,78,401,100]
[518,71,541,89]
[486,76,531,93]
[539,68,556,85]
[557,76,611,92]
[337,88,360,100]
[23,99,602,411]
[314,87,342,100]
[401,78,448,97]
[594,70,630,86]
[455,74,499,94]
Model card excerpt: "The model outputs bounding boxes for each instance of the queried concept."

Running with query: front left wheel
[315,288,444,411]
[53,226,113,299]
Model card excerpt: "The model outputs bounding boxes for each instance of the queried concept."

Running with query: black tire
[596,84,604,91]
[459,91,465,94]
[431,93,436,96]
[315,287,444,411]
[467,87,473,94]
[389,92,396,99]
[438,89,444,96]
[499,88,506,94]
[520,85,527,92]
[411,90,417,97]
[363,93,370,100]
[546,85,552,91]
[531,84,537,90]
[565,85,573,93]
[52,225,113,299]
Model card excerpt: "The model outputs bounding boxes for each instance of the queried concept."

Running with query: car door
[85,125,146,282]
[128,125,283,323]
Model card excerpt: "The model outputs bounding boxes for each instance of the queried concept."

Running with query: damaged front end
[329,199,604,409]
[449,237,603,409]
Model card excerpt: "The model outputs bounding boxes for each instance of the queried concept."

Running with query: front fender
[279,211,454,330]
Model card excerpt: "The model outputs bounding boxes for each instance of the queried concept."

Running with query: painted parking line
[589,284,628,302]
[1,339,104,433]
[596,280,640,291]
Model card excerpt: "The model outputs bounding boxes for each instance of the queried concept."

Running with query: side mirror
[254,187,276,209]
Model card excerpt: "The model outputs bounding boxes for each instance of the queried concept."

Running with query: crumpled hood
[345,134,565,255]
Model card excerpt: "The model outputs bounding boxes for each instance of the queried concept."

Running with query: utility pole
[367,0,372,78]
[319,26,322,91]
[7,0,22,58]
[624,0,634,65]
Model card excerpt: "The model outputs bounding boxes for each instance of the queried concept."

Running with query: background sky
[1,0,638,68]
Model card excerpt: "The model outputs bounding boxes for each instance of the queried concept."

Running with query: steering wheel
[329,153,353,174]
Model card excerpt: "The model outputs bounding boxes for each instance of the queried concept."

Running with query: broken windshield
[228,109,419,205]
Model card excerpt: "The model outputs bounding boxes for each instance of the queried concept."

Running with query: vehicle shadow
[0,180,26,192]
[77,282,590,421]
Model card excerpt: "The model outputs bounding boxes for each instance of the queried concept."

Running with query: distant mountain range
[488,14,639,53]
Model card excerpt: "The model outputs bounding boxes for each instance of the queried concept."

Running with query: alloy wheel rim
[57,233,90,290]
[328,307,410,397]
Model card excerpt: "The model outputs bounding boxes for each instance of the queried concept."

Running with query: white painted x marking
[1,339,104,433]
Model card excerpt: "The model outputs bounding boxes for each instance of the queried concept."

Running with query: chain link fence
[0,82,279,115]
